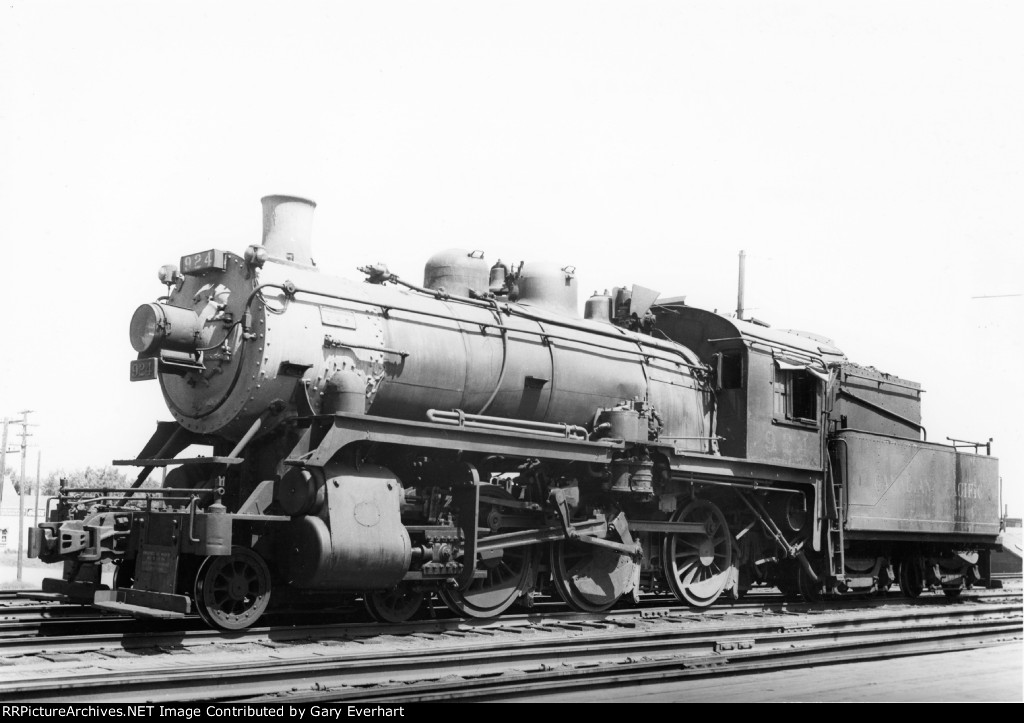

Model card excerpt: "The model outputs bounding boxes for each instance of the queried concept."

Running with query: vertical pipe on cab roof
[736,249,746,320]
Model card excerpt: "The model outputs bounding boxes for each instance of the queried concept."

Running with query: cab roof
[655,298,847,366]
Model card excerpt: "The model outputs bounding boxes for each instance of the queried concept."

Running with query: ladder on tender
[824,449,845,579]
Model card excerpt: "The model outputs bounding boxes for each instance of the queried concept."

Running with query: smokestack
[261,195,316,266]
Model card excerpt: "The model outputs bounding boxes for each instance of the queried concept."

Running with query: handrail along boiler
[28,195,1002,628]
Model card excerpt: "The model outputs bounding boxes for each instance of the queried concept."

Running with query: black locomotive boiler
[29,195,1002,629]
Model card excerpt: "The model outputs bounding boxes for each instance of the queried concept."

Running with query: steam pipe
[476,298,510,415]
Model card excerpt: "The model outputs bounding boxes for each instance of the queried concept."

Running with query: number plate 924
[130,357,158,381]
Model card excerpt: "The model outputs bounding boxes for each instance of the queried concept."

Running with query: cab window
[774,365,819,425]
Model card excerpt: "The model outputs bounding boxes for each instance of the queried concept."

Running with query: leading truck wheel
[194,547,272,630]
[364,583,425,623]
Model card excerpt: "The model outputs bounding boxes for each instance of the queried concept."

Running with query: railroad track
[0,594,1018,702]
[0,587,783,644]
[0,585,1016,652]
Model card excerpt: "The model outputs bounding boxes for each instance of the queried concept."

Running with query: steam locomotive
[28,196,1001,629]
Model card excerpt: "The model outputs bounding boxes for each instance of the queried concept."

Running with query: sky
[1,2,1021,516]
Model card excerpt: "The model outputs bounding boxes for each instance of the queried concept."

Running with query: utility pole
[34,450,41,527]
[15,411,34,581]
[736,250,746,320]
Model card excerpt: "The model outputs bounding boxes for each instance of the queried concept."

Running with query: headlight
[130,303,201,354]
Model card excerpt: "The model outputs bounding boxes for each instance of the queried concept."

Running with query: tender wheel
[364,584,425,623]
[439,544,537,618]
[662,499,733,607]
[194,547,272,630]
[551,538,637,613]
[899,559,924,598]
[938,556,971,598]
[877,562,896,595]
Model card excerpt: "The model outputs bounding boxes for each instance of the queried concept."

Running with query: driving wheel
[439,544,537,618]
[550,536,637,613]
[662,499,733,607]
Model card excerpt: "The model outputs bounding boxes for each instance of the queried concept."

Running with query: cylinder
[283,464,411,590]
[261,195,316,266]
